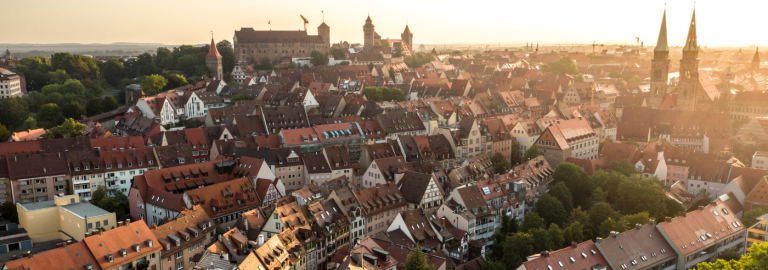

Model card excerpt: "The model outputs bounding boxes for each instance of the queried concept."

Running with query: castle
[362,15,413,56]
[233,22,331,64]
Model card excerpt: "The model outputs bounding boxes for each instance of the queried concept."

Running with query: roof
[91,136,145,151]
[184,177,260,218]
[2,241,102,270]
[522,240,612,270]
[60,202,113,219]
[657,201,743,257]
[354,182,406,216]
[7,151,70,180]
[151,205,213,255]
[655,10,669,52]
[234,28,325,44]
[597,224,675,270]
[396,172,435,204]
[207,38,222,58]
[83,221,162,270]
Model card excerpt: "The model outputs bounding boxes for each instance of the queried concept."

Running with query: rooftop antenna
[322,10,324,23]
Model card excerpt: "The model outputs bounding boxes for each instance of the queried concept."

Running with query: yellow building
[746,213,768,252]
[17,194,116,242]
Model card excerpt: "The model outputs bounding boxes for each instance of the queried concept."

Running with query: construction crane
[591,41,604,54]
[300,15,308,31]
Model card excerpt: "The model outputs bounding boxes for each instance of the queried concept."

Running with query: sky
[3,0,764,48]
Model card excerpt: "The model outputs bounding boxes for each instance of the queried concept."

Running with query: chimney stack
[635,224,642,230]
[542,251,550,258]
[648,219,655,226]
[679,212,686,217]
[570,242,578,248]
[595,237,602,244]
[665,217,672,223]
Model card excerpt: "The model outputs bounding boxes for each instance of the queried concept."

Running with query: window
[176,251,183,259]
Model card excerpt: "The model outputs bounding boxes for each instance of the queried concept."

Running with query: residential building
[66,149,105,201]
[323,145,354,183]
[396,171,444,213]
[16,194,116,242]
[152,205,215,270]
[535,117,598,167]
[82,220,162,270]
[239,230,307,270]
[516,241,612,270]
[272,147,306,191]
[353,182,407,238]
[8,151,70,203]
[304,154,333,185]
[376,112,427,140]
[361,156,411,188]
[752,151,768,169]
[594,221,677,270]
[101,147,159,196]
[182,177,262,224]
[337,237,398,270]
[745,213,768,252]
[0,69,22,99]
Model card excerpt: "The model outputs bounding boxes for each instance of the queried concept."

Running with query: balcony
[73,178,89,184]
[105,177,119,182]
[35,192,48,198]
[19,193,33,199]
[34,183,47,188]
[0,183,6,189]
[18,184,32,190]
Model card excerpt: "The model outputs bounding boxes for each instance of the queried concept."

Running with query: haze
[3,0,765,47]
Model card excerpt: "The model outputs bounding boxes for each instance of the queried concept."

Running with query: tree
[629,75,642,83]
[502,232,534,268]
[51,53,100,80]
[102,96,118,112]
[135,52,157,76]
[41,118,87,139]
[339,61,350,66]
[563,221,584,245]
[48,69,72,84]
[91,186,108,206]
[37,103,64,128]
[381,87,406,102]
[553,162,593,209]
[404,246,433,270]
[665,198,686,218]
[176,54,205,75]
[0,124,9,142]
[331,47,347,60]
[548,182,574,212]
[695,241,768,269]
[141,74,167,95]
[590,187,608,204]
[0,202,18,223]
[229,94,253,106]
[393,45,404,58]
[480,259,505,270]
[597,218,624,238]
[608,71,624,79]
[19,116,38,131]
[367,63,374,71]
[609,159,638,176]
[164,74,189,90]
[614,175,668,221]
[547,223,565,249]
[216,40,237,73]
[15,56,53,90]
[389,67,396,78]
[520,212,546,233]
[451,50,462,56]
[362,87,383,101]
[86,97,104,116]
[575,74,585,82]
[404,53,435,68]
[62,101,86,119]
[523,144,539,162]
[588,202,617,234]
[500,213,518,235]
[0,97,31,129]
[155,47,175,70]
[185,119,205,129]
[619,211,650,231]
[102,58,125,86]
[98,197,122,216]
[743,207,768,228]
[548,57,579,75]
[622,138,638,145]
[310,51,329,67]
[536,194,568,227]
[256,57,272,70]
[287,62,298,69]
[491,152,512,174]
[717,249,741,261]
[530,228,554,253]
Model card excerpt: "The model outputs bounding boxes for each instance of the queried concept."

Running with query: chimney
[699,206,705,211]
[595,237,602,244]
[678,212,686,217]
[610,231,619,239]
[665,217,672,223]
[710,201,718,206]
[541,251,549,258]
[635,224,642,230]
[151,223,157,229]
[125,218,131,225]
[11,255,17,260]
[648,219,655,226]
[570,242,578,248]
[117,221,124,227]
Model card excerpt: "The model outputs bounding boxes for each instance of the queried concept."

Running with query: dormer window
[85,166,90,170]
[149,160,154,165]
[94,165,99,169]
[120,249,127,257]
[128,162,132,167]
[118,163,123,168]
[75,167,80,171]
[106,165,112,169]
[138,161,143,166]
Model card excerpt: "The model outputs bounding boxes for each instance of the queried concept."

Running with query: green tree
[62,101,86,119]
[619,211,650,230]
[310,51,329,67]
[743,207,768,228]
[59,79,87,97]
[629,75,642,83]
[19,116,38,131]
[695,241,768,269]
[42,118,87,139]
[590,187,608,204]
[393,44,404,57]
[717,249,741,261]
[510,140,523,165]
[98,197,122,216]
[502,232,534,268]
[530,228,554,253]
[597,218,624,238]
[609,159,638,176]
[404,246,433,270]
[14,56,52,90]
[368,63,374,71]
[185,119,205,129]
[0,98,31,129]
[615,175,668,221]
[479,259,505,270]
[500,213,518,235]
[217,40,237,73]
[135,52,157,76]
[339,61,350,66]
[520,212,546,233]
[102,58,125,86]
[48,69,72,84]
[229,94,253,106]
[389,67,396,78]
[622,138,638,145]
[37,103,64,128]
[608,71,624,79]
[86,97,104,116]
[536,194,568,227]
[568,206,590,227]
[331,47,347,60]
[548,182,574,212]
[547,223,565,249]
[451,50,462,56]
[665,198,686,218]
[0,124,9,142]
[491,152,512,174]
[287,62,298,69]
[548,57,579,75]
[91,186,108,206]
[155,47,175,70]
[141,74,167,95]
[404,53,435,68]
[102,96,118,112]
[564,221,584,245]
[0,202,19,223]
[553,162,593,209]
[176,54,205,75]
[589,202,617,234]
[256,57,272,70]
[164,73,189,90]
[381,87,406,102]
[51,53,100,80]
[523,144,539,162]
[362,87,383,101]
[575,74,585,82]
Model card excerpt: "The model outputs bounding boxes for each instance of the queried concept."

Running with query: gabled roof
[658,201,742,257]
[396,172,435,204]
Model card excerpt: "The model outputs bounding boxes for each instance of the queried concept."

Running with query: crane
[591,41,604,54]
[300,15,308,31]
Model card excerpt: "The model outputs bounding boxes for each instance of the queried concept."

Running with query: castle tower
[753,47,761,71]
[401,24,413,51]
[318,22,330,49]
[363,15,375,53]
[649,9,670,109]
[676,9,700,111]
[206,38,224,81]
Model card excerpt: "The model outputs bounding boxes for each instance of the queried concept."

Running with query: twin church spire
[654,8,697,52]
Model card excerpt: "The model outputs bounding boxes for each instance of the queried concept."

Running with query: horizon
[4,0,768,48]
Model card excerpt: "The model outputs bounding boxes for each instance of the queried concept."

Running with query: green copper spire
[683,9,698,52]
[654,9,669,52]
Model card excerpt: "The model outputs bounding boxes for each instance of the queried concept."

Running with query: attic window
[106,165,112,169]
[75,167,80,171]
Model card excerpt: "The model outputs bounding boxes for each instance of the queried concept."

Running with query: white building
[0,69,23,99]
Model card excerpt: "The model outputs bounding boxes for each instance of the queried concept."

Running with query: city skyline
[4,0,767,47]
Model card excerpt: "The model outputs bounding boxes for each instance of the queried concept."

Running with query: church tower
[318,22,330,49]
[753,48,761,71]
[649,10,670,109]
[206,38,223,80]
[363,15,375,53]
[676,10,700,111]
[401,24,413,51]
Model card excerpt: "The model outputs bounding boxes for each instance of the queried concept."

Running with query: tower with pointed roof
[401,24,413,51]
[649,10,670,108]
[676,10,700,111]
[753,47,761,71]
[206,38,223,80]
[363,15,375,53]
[318,22,330,49]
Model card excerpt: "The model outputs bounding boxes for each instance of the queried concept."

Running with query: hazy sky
[3,0,764,47]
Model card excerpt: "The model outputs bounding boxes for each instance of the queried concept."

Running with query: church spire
[683,9,698,52]
[206,38,222,58]
[654,9,669,52]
